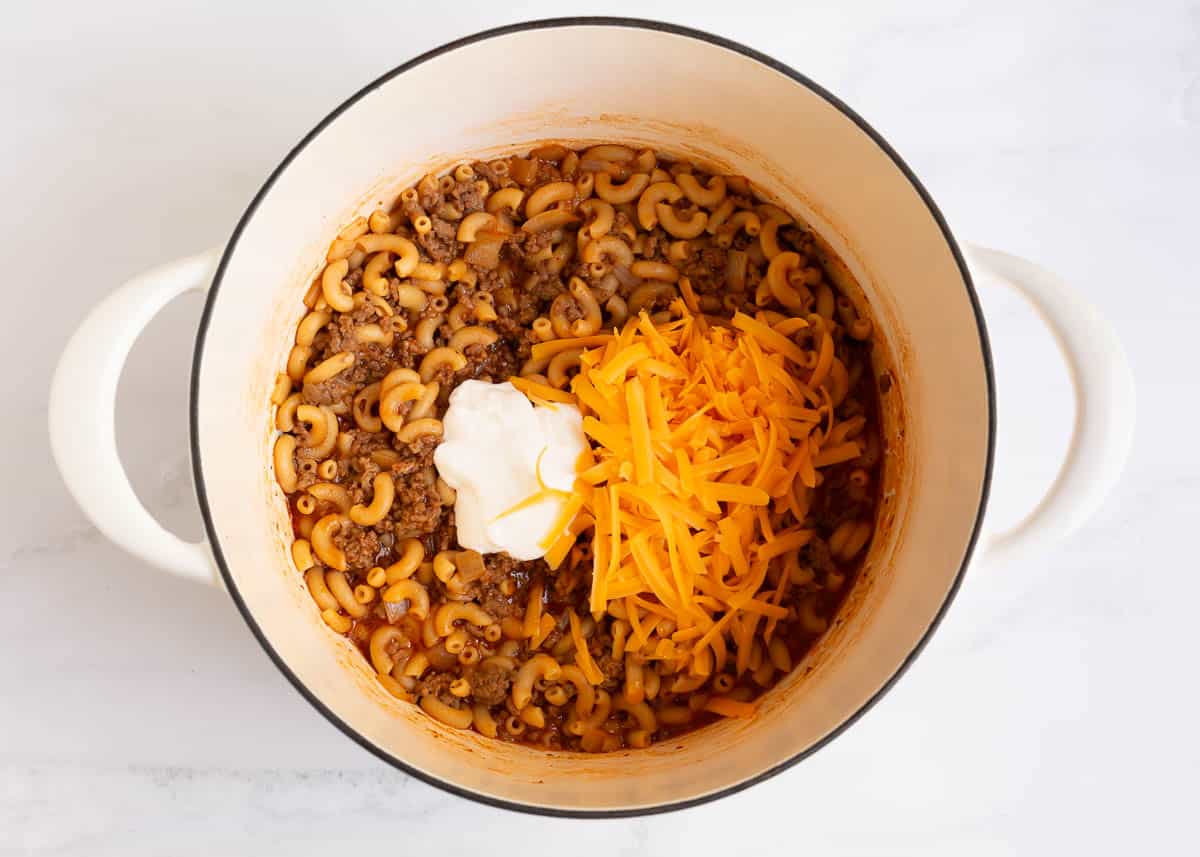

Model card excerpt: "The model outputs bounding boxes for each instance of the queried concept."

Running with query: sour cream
[433,380,587,560]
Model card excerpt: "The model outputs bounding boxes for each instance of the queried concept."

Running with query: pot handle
[963,243,1135,568]
[49,249,221,584]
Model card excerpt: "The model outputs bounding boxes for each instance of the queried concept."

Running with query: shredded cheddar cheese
[509,300,856,688]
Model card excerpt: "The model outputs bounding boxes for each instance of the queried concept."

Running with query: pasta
[270,143,886,752]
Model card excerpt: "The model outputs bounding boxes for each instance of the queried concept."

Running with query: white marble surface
[2,0,1197,853]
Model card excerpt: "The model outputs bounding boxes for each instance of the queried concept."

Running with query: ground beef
[415,183,441,213]
[594,653,625,688]
[427,362,455,392]
[799,538,834,576]
[698,246,727,275]
[346,457,381,505]
[449,180,484,214]
[434,201,464,222]
[813,472,872,532]
[340,301,376,327]
[531,259,565,283]
[494,280,547,336]
[474,264,514,293]
[389,433,439,474]
[518,229,554,258]
[641,230,666,261]
[534,160,561,184]
[292,447,321,490]
[417,217,458,263]
[425,511,457,556]
[355,347,393,383]
[482,553,531,582]
[311,318,393,395]
[778,224,814,255]
[390,334,426,368]
[551,564,587,601]
[435,215,458,238]
[684,246,729,294]
[335,525,381,571]
[459,340,520,383]
[416,672,457,706]
[348,430,392,457]
[465,664,511,707]
[300,374,357,410]
[471,160,507,188]
[562,261,592,285]
[493,315,527,341]
[469,553,544,619]
[476,582,521,619]
[390,465,443,538]
[557,295,585,325]
[331,347,392,385]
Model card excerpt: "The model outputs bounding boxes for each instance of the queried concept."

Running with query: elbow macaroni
[273,143,884,751]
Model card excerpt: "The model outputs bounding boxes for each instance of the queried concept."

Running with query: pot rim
[189,15,996,818]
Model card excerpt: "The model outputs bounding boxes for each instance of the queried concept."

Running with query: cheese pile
[509,301,862,684]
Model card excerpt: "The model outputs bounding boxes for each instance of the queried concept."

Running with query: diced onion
[456,550,486,582]
[384,600,408,623]
[612,264,640,289]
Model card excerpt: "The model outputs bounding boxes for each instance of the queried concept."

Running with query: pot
[49,18,1134,816]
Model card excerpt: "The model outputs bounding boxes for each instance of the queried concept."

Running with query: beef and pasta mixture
[271,143,886,752]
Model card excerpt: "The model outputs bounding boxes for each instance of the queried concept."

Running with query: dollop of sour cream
[433,380,587,561]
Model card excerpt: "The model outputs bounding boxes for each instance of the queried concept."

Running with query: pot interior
[194,21,990,813]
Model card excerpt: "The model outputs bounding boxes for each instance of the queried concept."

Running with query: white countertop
[3,1,1196,853]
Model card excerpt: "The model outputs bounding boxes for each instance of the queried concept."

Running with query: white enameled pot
[49,19,1134,816]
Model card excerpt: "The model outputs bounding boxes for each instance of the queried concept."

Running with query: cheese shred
[508,301,858,713]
